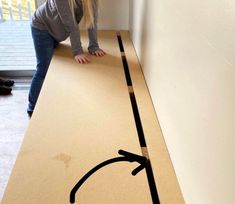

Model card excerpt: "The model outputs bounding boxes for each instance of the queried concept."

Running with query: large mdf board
[1,31,152,204]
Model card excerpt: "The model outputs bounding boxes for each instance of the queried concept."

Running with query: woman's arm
[87,0,105,55]
[88,0,99,52]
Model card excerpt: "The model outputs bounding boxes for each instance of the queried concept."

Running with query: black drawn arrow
[70,149,148,204]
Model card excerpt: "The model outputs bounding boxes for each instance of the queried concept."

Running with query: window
[0,0,36,77]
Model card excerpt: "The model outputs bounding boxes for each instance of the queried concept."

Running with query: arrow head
[118,150,148,175]
[131,163,147,176]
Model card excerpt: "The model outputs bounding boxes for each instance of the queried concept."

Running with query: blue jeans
[28,26,58,112]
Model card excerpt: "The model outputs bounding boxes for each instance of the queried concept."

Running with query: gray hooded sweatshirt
[31,0,99,56]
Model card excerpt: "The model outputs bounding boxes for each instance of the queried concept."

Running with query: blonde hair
[69,0,95,28]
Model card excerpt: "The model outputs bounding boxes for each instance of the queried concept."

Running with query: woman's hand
[74,54,90,64]
[91,49,106,57]
[74,49,106,64]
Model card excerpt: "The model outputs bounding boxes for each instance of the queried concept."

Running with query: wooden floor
[0,20,36,71]
[0,86,30,202]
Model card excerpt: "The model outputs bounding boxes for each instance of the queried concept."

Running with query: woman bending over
[28,0,105,116]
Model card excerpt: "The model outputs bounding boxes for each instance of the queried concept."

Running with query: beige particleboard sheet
[120,31,185,204]
[1,31,152,204]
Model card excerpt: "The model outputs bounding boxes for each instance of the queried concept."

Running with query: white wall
[35,0,129,30]
[98,0,129,30]
[129,0,235,204]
